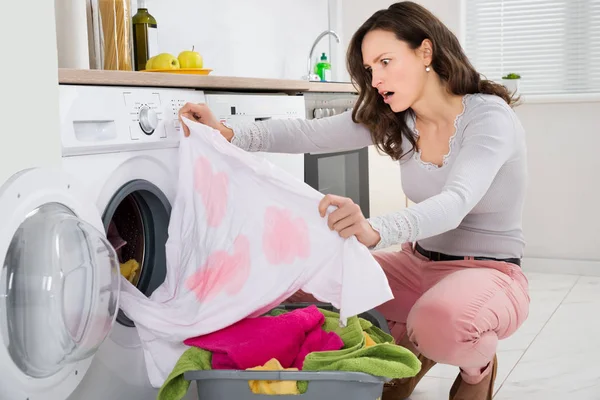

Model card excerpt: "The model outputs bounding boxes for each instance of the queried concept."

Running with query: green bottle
[132,0,158,71]
[314,53,332,82]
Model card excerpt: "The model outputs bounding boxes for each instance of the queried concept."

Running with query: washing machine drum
[102,179,170,327]
[0,167,121,399]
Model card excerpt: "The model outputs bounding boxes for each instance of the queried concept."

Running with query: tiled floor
[406,272,600,399]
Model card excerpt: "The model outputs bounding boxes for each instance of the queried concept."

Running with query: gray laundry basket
[184,303,392,399]
[184,370,388,399]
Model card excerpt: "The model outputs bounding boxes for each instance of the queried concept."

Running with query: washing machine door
[0,167,121,400]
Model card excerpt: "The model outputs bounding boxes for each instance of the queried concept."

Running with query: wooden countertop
[58,69,358,94]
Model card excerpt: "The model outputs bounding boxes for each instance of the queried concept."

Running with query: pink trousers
[288,242,530,384]
[374,243,530,383]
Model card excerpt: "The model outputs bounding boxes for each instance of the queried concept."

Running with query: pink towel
[183,305,343,370]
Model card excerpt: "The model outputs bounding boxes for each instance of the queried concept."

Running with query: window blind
[465,0,600,95]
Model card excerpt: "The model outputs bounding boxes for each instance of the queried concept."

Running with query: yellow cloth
[120,259,140,283]
[363,331,377,348]
[246,358,300,395]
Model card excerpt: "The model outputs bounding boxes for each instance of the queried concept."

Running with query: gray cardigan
[229,93,527,259]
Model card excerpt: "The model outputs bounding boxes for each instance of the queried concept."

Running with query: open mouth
[382,91,395,102]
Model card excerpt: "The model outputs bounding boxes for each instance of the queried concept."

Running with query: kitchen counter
[58,69,358,94]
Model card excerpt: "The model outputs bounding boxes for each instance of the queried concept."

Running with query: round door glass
[0,203,121,378]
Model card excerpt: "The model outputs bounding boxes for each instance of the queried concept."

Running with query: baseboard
[522,257,600,276]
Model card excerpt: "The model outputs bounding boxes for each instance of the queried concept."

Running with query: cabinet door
[368,147,407,217]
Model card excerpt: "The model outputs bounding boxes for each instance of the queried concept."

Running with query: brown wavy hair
[347,1,517,161]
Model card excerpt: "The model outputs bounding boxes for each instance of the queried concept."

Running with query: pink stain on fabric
[186,235,251,302]
[194,156,229,227]
[263,207,310,264]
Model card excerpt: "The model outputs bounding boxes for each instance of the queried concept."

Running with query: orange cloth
[363,331,377,348]
[246,358,300,395]
[120,259,140,283]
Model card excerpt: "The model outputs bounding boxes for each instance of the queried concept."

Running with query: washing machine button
[139,106,158,135]
[129,126,140,140]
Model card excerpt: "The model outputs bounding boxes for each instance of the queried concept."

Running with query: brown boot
[382,333,436,400]
[449,355,498,400]
[382,352,437,399]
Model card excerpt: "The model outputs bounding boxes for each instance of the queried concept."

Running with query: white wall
[147,0,332,80]
[0,1,61,184]
[515,101,600,264]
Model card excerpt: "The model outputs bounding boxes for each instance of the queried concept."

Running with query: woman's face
[361,29,430,112]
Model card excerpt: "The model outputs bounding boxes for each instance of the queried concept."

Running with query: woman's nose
[371,71,382,88]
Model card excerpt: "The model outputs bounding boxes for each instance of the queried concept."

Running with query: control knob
[139,106,158,135]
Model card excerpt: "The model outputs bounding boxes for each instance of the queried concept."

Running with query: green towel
[157,347,211,400]
[302,337,421,378]
[317,308,395,348]
[299,339,420,393]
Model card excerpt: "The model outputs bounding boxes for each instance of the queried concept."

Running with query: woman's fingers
[338,223,363,239]
[179,112,195,137]
[318,194,350,217]
[178,102,205,118]
[178,103,209,137]
[318,194,365,237]
[328,204,359,230]
[331,212,361,233]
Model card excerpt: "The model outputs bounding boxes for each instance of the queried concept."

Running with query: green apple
[178,46,203,69]
[152,53,180,70]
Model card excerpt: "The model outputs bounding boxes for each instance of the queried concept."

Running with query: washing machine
[0,83,204,400]
[59,84,208,400]
[0,84,309,400]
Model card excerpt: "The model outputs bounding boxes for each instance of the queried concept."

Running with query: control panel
[59,85,206,156]
[204,93,306,183]
[122,91,165,138]
[303,92,357,120]
[205,93,305,123]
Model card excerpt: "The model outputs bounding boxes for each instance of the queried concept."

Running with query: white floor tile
[498,272,578,352]
[561,276,600,305]
[407,377,454,399]
[425,359,459,380]
[494,278,600,399]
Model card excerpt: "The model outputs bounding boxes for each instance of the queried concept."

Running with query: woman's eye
[381,59,391,66]
[364,66,372,73]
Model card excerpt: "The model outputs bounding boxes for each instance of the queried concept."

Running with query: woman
[179,2,530,399]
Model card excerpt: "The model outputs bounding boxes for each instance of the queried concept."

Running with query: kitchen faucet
[305,30,341,81]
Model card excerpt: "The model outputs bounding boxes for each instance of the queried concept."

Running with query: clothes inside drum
[107,194,145,286]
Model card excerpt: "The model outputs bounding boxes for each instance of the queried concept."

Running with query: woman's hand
[178,102,234,141]
[318,194,381,248]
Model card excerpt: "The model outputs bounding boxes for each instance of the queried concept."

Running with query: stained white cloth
[118,118,393,388]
